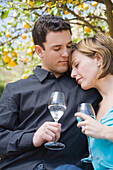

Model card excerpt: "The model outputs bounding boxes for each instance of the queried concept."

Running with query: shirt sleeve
[0,84,34,157]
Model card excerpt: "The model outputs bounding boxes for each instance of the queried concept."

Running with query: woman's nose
[71,68,77,78]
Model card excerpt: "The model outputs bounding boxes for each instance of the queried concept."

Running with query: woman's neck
[95,74,113,99]
[95,74,113,121]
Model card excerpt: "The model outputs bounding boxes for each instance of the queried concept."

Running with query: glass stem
[53,136,56,143]
[53,119,58,143]
[88,137,93,158]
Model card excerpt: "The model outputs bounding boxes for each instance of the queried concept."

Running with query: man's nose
[61,49,69,57]
[71,67,77,78]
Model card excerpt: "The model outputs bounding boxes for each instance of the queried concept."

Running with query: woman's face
[71,50,100,90]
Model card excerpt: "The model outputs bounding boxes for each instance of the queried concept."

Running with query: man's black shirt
[0,66,101,170]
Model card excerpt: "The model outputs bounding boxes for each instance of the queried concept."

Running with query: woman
[71,33,113,169]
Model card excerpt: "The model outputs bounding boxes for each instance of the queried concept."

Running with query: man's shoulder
[5,74,38,93]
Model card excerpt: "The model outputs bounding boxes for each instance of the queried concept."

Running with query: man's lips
[59,61,68,64]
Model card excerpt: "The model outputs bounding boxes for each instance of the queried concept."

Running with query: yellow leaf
[83,3,89,10]
[23,22,29,29]
[8,61,16,67]
[5,31,10,38]
[3,56,11,63]
[67,0,71,3]
[91,1,98,7]
[84,26,90,34]
[21,33,27,40]
[22,74,28,79]
[27,0,33,6]
[47,2,51,8]
[27,48,33,55]
[12,51,17,57]
[63,10,70,14]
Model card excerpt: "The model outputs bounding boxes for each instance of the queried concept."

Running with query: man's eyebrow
[52,45,61,48]
[51,41,72,48]
[68,41,72,45]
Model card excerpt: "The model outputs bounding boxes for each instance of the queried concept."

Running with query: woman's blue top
[90,106,113,170]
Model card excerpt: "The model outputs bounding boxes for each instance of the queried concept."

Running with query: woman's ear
[94,52,102,67]
[35,45,44,58]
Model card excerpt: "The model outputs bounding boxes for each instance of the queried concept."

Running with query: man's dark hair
[32,14,71,50]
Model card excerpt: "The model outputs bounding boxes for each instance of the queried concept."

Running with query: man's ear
[35,45,44,58]
[94,52,102,67]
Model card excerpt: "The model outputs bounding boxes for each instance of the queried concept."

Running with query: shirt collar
[34,66,70,82]
[34,66,50,82]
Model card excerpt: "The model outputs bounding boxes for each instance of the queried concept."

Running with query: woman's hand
[75,112,106,139]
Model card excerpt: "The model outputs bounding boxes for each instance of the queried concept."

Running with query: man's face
[40,30,72,77]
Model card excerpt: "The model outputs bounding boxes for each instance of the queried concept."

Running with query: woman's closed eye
[75,63,79,68]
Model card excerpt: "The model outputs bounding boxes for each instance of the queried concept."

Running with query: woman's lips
[76,78,81,84]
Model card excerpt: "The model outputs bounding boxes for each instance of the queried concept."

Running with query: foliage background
[0,0,113,95]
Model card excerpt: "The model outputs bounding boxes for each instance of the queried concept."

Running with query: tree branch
[0,29,32,46]
[69,20,105,33]
[86,15,107,22]
[59,4,98,33]
[85,0,104,3]
[23,6,44,11]
[103,0,113,38]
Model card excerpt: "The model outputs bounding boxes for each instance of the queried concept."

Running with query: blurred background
[0,0,113,96]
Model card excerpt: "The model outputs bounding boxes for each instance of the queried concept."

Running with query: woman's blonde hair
[71,33,113,79]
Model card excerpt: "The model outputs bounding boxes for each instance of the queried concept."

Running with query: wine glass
[77,103,99,163]
[44,91,66,150]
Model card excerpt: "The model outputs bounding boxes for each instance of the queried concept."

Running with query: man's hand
[33,122,61,147]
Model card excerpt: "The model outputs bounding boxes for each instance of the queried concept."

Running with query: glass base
[81,156,99,163]
[100,160,113,168]
[44,142,65,150]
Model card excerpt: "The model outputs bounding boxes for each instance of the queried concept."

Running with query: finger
[75,112,90,121]
[44,122,61,131]
[44,132,55,142]
[55,132,61,141]
[45,129,55,141]
[81,128,91,137]
[45,122,61,128]
[44,128,60,142]
[45,128,55,137]
[42,122,61,142]
[47,125,61,135]
[81,127,86,134]
[77,121,86,128]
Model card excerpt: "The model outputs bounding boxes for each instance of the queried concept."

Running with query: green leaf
[8,23,12,25]
[13,22,18,27]
[2,25,6,28]
[1,10,9,19]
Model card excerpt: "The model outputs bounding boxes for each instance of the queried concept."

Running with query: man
[0,15,101,170]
